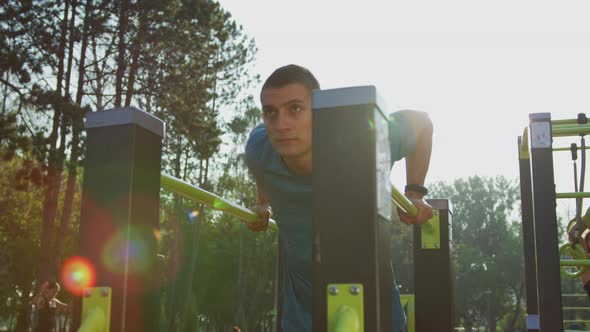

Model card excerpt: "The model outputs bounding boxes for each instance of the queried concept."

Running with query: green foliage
[0,156,45,329]
[430,176,524,332]
[1,0,264,329]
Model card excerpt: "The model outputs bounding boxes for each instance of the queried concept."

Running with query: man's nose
[275,112,292,131]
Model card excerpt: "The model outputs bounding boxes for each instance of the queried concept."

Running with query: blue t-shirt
[245,112,415,332]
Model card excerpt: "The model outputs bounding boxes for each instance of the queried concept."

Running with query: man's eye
[291,104,302,112]
[264,109,277,117]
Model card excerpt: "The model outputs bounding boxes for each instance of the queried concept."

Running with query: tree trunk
[64,0,78,98]
[36,0,70,288]
[114,0,130,107]
[178,212,202,332]
[506,285,523,332]
[124,0,147,107]
[165,137,184,332]
[53,0,92,278]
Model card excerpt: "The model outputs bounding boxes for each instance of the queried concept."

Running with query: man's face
[260,83,312,162]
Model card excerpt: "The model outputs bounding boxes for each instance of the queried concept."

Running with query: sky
[218,0,590,209]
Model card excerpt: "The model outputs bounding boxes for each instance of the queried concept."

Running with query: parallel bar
[552,119,579,126]
[553,146,590,152]
[391,186,418,217]
[552,124,590,137]
[161,173,415,224]
[160,174,276,225]
[556,192,590,199]
[529,112,564,332]
[517,135,540,332]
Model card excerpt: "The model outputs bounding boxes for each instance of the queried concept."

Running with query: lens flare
[102,226,153,274]
[153,228,164,241]
[60,256,96,296]
[186,210,200,223]
[213,199,224,209]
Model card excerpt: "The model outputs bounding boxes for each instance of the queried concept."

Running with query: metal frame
[518,113,565,331]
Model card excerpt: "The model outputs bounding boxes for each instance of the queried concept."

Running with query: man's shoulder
[245,124,272,171]
[246,124,269,154]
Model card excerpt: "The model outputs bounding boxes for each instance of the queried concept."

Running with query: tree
[429,176,524,332]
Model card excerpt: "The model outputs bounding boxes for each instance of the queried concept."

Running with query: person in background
[31,281,68,332]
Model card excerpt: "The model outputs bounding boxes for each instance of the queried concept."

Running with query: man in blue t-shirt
[244,64,434,332]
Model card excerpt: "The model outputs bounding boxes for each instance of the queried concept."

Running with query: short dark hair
[261,64,320,93]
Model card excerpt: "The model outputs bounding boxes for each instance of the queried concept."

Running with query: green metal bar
[160,174,276,225]
[562,293,589,297]
[552,124,590,137]
[552,119,580,126]
[163,174,415,222]
[553,146,590,152]
[519,128,530,160]
[391,186,418,217]
[563,307,590,310]
[556,192,590,199]
[332,304,361,332]
[560,260,590,267]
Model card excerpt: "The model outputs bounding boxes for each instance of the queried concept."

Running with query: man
[244,64,433,331]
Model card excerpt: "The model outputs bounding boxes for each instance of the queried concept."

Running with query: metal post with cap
[312,86,399,331]
[76,107,164,332]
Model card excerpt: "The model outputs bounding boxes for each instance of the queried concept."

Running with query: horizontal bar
[563,307,590,310]
[562,293,589,297]
[391,186,418,217]
[560,259,590,267]
[552,119,581,126]
[160,174,276,226]
[556,192,590,199]
[552,124,590,137]
[553,146,590,152]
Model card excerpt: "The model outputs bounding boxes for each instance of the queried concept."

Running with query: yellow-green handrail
[391,185,418,217]
[162,173,417,221]
[160,174,276,226]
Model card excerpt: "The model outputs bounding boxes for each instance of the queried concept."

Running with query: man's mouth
[276,138,297,144]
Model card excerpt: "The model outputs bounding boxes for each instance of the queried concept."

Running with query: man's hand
[244,204,271,232]
[398,195,433,225]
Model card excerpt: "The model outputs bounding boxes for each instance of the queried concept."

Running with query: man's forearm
[403,111,433,186]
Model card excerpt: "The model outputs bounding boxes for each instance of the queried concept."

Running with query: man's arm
[399,110,433,186]
[396,110,433,225]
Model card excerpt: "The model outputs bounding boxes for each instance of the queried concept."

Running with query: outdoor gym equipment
[78,90,452,331]
[518,113,590,332]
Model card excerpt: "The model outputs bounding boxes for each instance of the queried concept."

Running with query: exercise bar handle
[160,174,276,225]
[391,185,418,217]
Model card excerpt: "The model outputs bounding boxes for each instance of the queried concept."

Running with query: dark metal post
[518,135,540,332]
[413,199,453,332]
[528,112,564,331]
[78,107,164,332]
[312,86,394,331]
